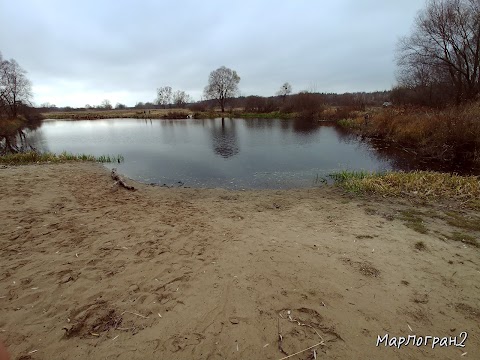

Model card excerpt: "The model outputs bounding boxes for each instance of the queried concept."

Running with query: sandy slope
[0,163,479,360]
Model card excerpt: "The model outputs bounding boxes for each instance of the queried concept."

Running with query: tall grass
[331,170,480,206]
[329,170,372,183]
[0,151,124,165]
[329,170,376,192]
[345,102,480,165]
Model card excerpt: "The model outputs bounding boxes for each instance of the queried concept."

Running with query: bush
[287,92,324,120]
[189,102,207,112]
[359,103,480,164]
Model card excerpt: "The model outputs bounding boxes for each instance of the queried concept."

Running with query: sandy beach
[0,163,478,359]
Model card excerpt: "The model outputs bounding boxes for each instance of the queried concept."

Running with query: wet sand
[0,163,478,359]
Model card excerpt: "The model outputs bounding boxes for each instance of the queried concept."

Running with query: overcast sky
[0,0,425,107]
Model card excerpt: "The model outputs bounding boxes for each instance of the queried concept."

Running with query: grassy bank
[0,151,124,165]
[42,109,192,120]
[331,170,480,208]
[338,103,480,165]
[230,111,293,119]
[42,108,298,120]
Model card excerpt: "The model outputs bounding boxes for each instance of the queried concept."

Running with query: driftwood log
[111,168,135,191]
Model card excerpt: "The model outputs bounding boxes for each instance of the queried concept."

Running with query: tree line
[6,0,480,115]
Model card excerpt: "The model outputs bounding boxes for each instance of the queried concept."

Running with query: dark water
[22,118,454,189]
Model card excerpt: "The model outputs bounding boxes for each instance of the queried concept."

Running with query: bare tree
[156,86,172,108]
[101,99,112,110]
[276,82,292,102]
[397,0,480,104]
[172,90,192,108]
[0,56,32,118]
[40,102,55,109]
[203,66,240,112]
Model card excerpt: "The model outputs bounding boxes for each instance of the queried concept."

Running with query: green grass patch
[399,210,428,234]
[329,170,374,192]
[400,209,424,218]
[444,212,480,231]
[399,209,429,234]
[329,170,372,183]
[337,118,359,129]
[0,151,124,165]
[446,232,478,247]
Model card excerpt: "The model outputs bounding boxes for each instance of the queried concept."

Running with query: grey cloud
[0,0,424,106]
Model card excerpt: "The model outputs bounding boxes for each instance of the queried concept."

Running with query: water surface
[25,118,415,189]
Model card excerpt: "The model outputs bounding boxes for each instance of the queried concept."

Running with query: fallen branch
[111,169,135,191]
[121,311,149,319]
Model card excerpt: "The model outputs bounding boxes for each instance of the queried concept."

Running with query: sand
[0,163,479,359]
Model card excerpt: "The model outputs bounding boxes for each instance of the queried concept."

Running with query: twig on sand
[116,327,136,331]
[277,310,326,360]
[277,341,324,360]
[284,312,325,344]
[28,350,38,354]
[277,317,285,355]
[121,311,149,319]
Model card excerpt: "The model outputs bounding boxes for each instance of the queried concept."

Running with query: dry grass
[332,170,480,211]
[334,170,480,205]
[43,108,192,120]
[347,102,480,164]
[414,241,427,251]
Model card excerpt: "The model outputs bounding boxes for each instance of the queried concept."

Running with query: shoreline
[0,163,479,359]
[41,109,295,120]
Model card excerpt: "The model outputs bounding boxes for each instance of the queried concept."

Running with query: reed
[345,102,480,164]
[0,151,124,165]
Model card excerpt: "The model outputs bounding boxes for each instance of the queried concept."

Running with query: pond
[21,118,454,189]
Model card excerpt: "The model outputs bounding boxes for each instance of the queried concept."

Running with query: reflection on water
[210,118,240,159]
[0,118,42,154]
[22,118,474,189]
